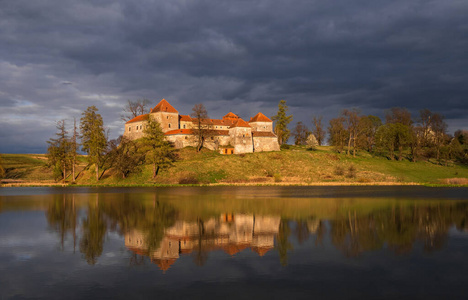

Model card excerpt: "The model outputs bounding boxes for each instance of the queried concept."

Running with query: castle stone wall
[253,136,280,152]
[123,121,146,140]
[249,121,273,132]
[229,127,253,153]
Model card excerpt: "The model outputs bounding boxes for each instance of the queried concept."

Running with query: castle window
[167,116,169,119]
[169,123,171,128]
[185,136,188,139]
[183,124,186,129]
[128,126,131,131]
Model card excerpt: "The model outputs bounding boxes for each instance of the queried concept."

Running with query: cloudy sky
[1,0,467,153]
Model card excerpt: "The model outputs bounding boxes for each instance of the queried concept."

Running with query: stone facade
[123,99,280,154]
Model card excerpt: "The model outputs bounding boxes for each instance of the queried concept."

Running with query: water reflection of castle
[125,214,281,271]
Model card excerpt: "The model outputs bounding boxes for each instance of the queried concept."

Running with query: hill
[2,146,468,186]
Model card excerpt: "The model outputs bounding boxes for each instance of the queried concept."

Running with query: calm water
[1,186,468,299]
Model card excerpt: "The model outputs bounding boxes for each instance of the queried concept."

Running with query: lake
[1,186,468,299]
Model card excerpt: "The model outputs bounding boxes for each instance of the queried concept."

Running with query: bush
[280,144,290,150]
[274,173,282,182]
[306,134,318,150]
[334,166,344,176]
[178,175,199,184]
[347,165,356,178]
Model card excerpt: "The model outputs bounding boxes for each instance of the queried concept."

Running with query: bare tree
[292,121,310,145]
[121,99,151,121]
[312,115,326,146]
[190,103,210,152]
[342,109,361,156]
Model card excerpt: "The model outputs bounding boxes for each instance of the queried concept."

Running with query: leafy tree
[292,121,310,145]
[0,155,5,180]
[306,134,318,150]
[47,120,72,182]
[106,136,145,178]
[312,115,326,146]
[328,117,347,153]
[190,103,211,152]
[358,115,382,152]
[121,99,151,121]
[271,100,293,145]
[376,123,412,160]
[71,118,79,182]
[80,106,107,181]
[142,117,176,178]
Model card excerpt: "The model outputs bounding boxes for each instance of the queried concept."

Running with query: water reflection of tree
[46,194,78,251]
[330,203,468,257]
[99,195,177,261]
[276,219,293,266]
[79,197,106,265]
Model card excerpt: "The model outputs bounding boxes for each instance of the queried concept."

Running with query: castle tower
[249,112,273,132]
[149,99,179,133]
[229,118,253,154]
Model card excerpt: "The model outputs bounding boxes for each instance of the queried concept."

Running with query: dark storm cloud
[0,0,467,152]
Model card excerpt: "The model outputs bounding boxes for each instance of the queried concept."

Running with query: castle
[123,99,280,154]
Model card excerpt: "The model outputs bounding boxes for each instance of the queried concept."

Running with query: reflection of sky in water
[1,187,468,299]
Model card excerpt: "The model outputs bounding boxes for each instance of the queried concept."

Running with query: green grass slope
[2,147,468,186]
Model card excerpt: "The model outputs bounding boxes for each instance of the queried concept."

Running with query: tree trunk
[96,164,99,181]
[63,162,66,183]
[152,163,156,179]
[72,155,76,182]
[347,133,352,155]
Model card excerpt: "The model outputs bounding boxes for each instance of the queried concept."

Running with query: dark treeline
[46,101,176,182]
[325,107,468,164]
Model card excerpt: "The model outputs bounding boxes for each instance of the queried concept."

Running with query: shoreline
[1,181,467,188]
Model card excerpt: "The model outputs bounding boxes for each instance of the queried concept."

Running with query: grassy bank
[1,146,468,186]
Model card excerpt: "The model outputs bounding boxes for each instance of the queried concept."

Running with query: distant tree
[106,136,145,179]
[306,134,318,150]
[292,121,310,145]
[386,107,412,127]
[190,103,211,152]
[375,123,412,160]
[454,130,468,145]
[271,100,293,145]
[342,109,362,156]
[312,115,326,146]
[121,99,151,121]
[430,113,448,161]
[328,117,347,153]
[80,106,107,181]
[0,155,5,180]
[47,120,72,182]
[70,118,79,182]
[142,117,176,178]
[358,115,382,152]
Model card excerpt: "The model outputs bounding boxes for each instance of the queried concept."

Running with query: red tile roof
[179,115,192,121]
[165,129,229,136]
[126,114,149,124]
[252,131,276,137]
[223,112,239,120]
[230,118,251,128]
[249,112,272,122]
[151,99,178,113]
[165,129,194,135]
[191,118,236,127]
